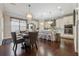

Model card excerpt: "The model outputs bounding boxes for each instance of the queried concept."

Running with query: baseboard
[61,37,74,40]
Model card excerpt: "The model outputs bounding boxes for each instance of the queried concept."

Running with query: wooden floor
[0,39,78,56]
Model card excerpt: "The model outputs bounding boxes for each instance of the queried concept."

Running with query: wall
[0,6,4,45]
[3,13,11,39]
[0,4,11,44]
[74,9,78,53]
[56,15,74,38]
[78,8,79,55]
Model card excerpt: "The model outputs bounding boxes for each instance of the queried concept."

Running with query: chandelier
[26,4,33,20]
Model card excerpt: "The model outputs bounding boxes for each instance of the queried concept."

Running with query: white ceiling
[2,3,78,20]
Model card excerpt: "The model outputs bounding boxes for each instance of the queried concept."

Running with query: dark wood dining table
[17,33,30,49]
[17,33,29,40]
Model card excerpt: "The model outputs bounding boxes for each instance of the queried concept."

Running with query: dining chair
[29,32,38,49]
[11,32,25,56]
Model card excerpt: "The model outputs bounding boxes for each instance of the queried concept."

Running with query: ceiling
[1,3,78,20]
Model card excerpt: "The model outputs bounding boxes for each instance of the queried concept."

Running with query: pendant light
[26,4,33,20]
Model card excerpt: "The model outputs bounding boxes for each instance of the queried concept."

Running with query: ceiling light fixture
[10,3,16,5]
[57,6,61,10]
[26,4,33,20]
[57,6,64,16]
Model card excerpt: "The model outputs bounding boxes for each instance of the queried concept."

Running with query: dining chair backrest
[11,32,17,43]
[29,32,38,44]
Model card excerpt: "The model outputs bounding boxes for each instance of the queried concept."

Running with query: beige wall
[73,9,78,53]
[0,4,11,45]
[3,13,11,39]
[56,15,74,38]
[78,8,79,55]
[0,9,4,45]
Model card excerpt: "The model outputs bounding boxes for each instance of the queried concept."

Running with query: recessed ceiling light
[57,6,61,10]
[10,3,16,5]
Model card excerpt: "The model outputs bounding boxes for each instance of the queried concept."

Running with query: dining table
[17,32,31,49]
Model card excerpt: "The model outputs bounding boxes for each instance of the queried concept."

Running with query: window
[11,18,27,32]
[20,20,26,31]
[11,18,19,32]
[64,24,73,34]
